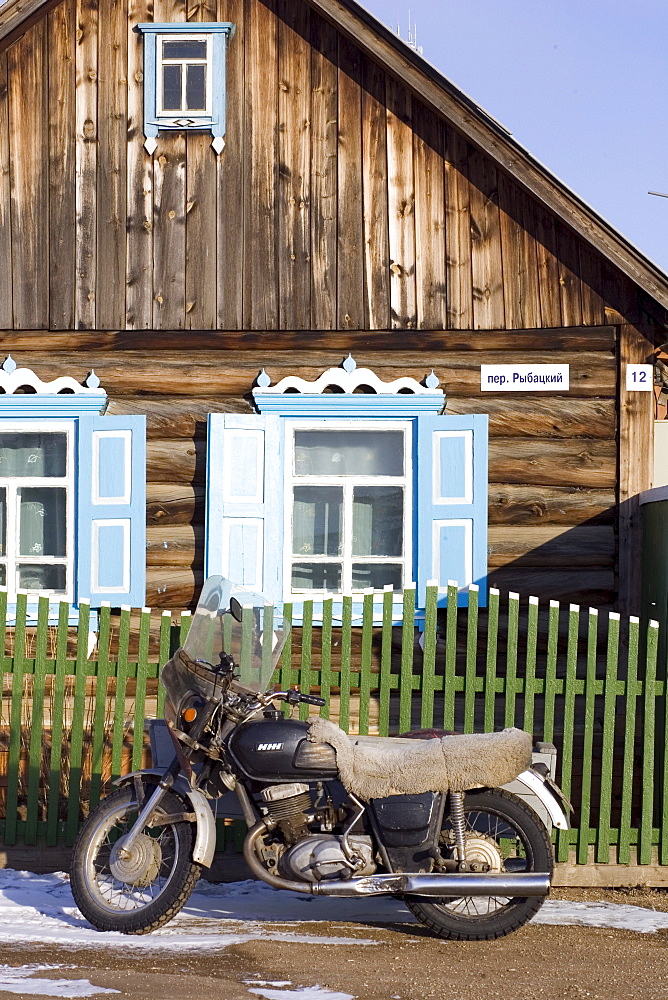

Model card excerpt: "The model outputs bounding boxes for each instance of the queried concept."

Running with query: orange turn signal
[182,707,198,723]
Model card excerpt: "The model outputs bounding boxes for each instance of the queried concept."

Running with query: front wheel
[404,788,553,941]
[71,786,202,934]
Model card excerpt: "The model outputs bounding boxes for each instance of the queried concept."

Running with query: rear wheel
[404,788,553,941]
[71,786,201,935]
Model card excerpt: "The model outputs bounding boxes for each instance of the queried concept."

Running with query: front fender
[114,770,217,867]
[512,769,570,830]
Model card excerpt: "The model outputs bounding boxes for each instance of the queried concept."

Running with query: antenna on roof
[395,9,424,55]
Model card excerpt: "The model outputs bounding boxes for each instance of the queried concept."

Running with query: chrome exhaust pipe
[311,872,551,898]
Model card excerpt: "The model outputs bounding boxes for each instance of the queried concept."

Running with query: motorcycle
[71,575,570,941]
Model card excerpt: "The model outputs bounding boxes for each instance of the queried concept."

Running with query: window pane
[19,564,66,593]
[162,64,182,110]
[294,431,404,477]
[352,563,403,591]
[352,486,403,557]
[20,488,67,557]
[293,486,342,556]
[291,563,341,592]
[0,488,4,556]
[186,64,206,110]
[163,39,207,59]
[0,433,67,478]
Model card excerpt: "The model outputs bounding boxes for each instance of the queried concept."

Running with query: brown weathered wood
[534,205,563,328]
[497,172,540,329]
[0,48,12,328]
[444,127,473,329]
[309,12,338,330]
[47,1,75,330]
[8,20,49,328]
[147,484,204,525]
[446,397,615,439]
[146,525,202,566]
[488,439,616,489]
[146,439,205,483]
[97,0,127,330]
[244,0,278,329]
[618,323,655,616]
[468,145,504,329]
[488,483,616,526]
[487,525,615,568]
[107,396,251,436]
[277,0,311,330]
[385,74,416,329]
[0,326,618,352]
[74,0,97,328]
[360,54,389,330]
[413,99,446,330]
[487,568,615,606]
[579,244,606,327]
[557,221,584,328]
[146,567,202,607]
[336,34,364,329]
[215,0,244,330]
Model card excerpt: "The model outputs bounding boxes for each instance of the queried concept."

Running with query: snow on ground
[0,870,666,955]
[0,965,118,997]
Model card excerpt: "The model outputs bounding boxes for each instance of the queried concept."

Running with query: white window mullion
[342,481,353,594]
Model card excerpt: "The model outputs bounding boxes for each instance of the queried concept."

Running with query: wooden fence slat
[157,610,173,720]
[46,600,70,846]
[110,606,131,783]
[319,598,333,720]
[280,603,294,692]
[542,600,560,744]
[358,592,374,735]
[442,582,458,730]
[522,596,539,734]
[339,596,353,733]
[557,604,580,863]
[132,608,151,770]
[640,620,659,865]
[578,608,598,865]
[66,600,91,846]
[483,587,499,732]
[5,593,27,845]
[597,611,620,863]
[25,596,50,844]
[89,603,112,811]
[378,586,394,737]
[420,583,438,729]
[398,587,416,734]
[619,615,640,865]
[504,592,519,728]
[463,584,478,733]
[298,600,313,722]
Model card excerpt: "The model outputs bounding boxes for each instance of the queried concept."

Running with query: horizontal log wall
[0,0,643,331]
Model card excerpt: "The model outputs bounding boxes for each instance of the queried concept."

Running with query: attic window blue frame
[135,23,235,155]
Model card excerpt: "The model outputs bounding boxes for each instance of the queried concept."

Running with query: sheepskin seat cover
[307,718,532,800]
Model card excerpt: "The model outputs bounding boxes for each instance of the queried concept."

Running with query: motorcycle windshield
[179,575,288,694]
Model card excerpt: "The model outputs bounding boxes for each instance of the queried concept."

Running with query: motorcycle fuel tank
[227,717,339,782]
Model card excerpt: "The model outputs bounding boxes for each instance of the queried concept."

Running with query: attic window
[135,23,235,156]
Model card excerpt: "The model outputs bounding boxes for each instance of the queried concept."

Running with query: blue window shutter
[76,414,146,607]
[416,413,488,609]
[205,413,283,604]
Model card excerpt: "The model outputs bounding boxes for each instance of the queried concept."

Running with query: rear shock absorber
[450,791,467,863]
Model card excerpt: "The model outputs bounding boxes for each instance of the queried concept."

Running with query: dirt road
[2,890,668,1000]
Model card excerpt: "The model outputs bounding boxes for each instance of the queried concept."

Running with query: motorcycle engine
[259,783,377,882]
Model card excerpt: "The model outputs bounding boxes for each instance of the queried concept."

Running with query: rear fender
[114,769,217,867]
[513,769,570,830]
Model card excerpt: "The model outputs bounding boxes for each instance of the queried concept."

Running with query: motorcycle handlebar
[270,689,326,708]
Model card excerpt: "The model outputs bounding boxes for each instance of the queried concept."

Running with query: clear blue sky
[362,0,668,273]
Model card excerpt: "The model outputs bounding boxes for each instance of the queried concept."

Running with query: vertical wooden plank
[557,603,580,863]
[497,173,541,330]
[442,581,458,731]
[463,585,478,733]
[319,596,333,718]
[534,206,563,328]
[336,36,364,330]
[132,607,151,769]
[413,100,446,330]
[483,587,499,732]
[398,586,416,733]
[0,50,12,327]
[444,127,473,329]
[8,21,50,329]
[358,590,373,735]
[503,591,519,729]
[619,323,654,618]
[25,596,50,845]
[244,0,279,329]
[578,608,598,864]
[46,601,70,846]
[5,592,27,845]
[298,599,313,722]
[619,615,639,865]
[48,1,76,330]
[385,75,416,330]
[522,595,539,734]
[579,244,606,327]
[468,146,504,330]
[310,13,338,330]
[378,586,393,737]
[277,0,311,330]
[639,619,659,865]
[89,602,111,810]
[97,0,128,329]
[597,611,620,863]
[215,0,244,330]
[111,605,131,781]
[185,0,217,330]
[66,600,91,846]
[420,582,438,730]
[339,594,353,732]
[157,610,172,719]
[126,0,154,330]
[361,56,389,330]
[280,602,293,691]
[75,0,98,328]
[542,599,560,743]
[556,222,583,327]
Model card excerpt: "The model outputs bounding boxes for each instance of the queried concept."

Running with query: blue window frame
[135,23,235,154]
[205,359,488,624]
[0,360,145,622]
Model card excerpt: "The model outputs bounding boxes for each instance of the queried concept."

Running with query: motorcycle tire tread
[403,787,553,942]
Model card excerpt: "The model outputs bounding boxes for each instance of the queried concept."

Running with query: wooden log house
[0,0,667,623]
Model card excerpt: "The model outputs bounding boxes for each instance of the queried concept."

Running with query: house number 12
[625,364,654,391]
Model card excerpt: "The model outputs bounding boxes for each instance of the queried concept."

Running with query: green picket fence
[0,584,663,867]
